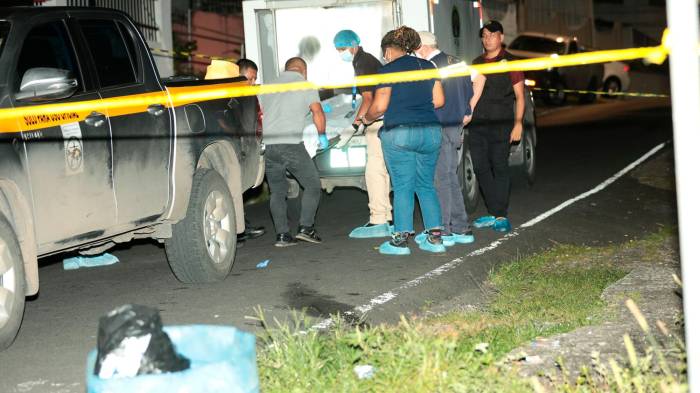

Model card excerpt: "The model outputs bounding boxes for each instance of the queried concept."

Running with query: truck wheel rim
[202,190,232,264]
[464,153,477,200]
[525,136,535,174]
[0,239,16,329]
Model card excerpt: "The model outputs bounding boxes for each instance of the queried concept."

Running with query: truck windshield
[0,22,9,56]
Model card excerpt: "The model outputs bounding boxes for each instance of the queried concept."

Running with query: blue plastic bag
[86,325,259,393]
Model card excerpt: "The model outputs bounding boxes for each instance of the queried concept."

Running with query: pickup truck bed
[0,7,262,350]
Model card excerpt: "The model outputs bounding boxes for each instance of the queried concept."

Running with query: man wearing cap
[333,30,393,238]
[469,20,525,233]
[416,31,483,245]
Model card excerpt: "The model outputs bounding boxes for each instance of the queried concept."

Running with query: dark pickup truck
[0,7,263,349]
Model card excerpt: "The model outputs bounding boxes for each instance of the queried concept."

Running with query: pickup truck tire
[0,217,25,351]
[459,142,480,214]
[165,169,236,283]
[520,130,536,186]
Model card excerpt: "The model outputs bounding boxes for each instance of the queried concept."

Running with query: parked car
[0,7,263,350]
[603,61,631,98]
[508,32,605,105]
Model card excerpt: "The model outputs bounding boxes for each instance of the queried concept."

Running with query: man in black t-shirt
[333,30,393,238]
[470,20,525,233]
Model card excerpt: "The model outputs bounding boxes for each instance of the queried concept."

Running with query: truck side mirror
[16,67,78,102]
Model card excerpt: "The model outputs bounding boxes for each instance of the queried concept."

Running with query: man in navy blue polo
[416,31,483,244]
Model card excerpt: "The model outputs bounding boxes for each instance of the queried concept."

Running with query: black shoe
[236,234,246,248]
[275,233,298,247]
[244,225,266,239]
[295,226,322,244]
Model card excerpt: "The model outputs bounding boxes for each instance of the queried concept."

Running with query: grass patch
[255,231,683,392]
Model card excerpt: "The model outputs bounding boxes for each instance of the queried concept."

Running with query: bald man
[258,57,327,247]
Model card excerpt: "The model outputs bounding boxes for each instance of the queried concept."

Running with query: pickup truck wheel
[0,217,25,351]
[165,169,236,283]
[521,130,536,186]
[458,143,480,214]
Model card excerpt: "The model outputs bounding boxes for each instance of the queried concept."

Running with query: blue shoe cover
[473,215,496,228]
[415,232,454,247]
[379,240,410,255]
[63,253,119,270]
[493,218,512,233]
[446,233,475,244]
[349,223,392,238]
[418,238,446,253]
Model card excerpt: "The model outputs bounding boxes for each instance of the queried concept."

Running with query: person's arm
[363,86,390,123]
[511,80,525,143]
[463,76,474,125]
[309,102,326,135]
[354,90,374,126]
[433,80,445,109]
[470,73,486,115]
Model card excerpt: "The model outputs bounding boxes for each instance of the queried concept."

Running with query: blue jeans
[380,124,442,233]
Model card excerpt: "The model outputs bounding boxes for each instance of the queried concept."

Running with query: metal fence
[190,0,242,15]
[36,0,161,42]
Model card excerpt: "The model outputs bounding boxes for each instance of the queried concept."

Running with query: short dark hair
[284,57,307,72]
[381,26,421,54]
[236,58,258,73]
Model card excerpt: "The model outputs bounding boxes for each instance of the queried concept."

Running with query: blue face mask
[340,49,353,62]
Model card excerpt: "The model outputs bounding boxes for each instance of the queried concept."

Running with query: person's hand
[462,115,472,125]
[318,134,329,150]
[510,123,523,143]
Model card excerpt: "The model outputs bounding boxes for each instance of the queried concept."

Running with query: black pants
[264,143,321,234]
[469,122,511,218]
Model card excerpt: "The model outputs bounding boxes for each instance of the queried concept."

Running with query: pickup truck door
[74,16,171,225]
[11,18,116,246]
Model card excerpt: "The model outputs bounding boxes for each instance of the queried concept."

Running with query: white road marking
[521,141,668,228]
[311,141,668,331]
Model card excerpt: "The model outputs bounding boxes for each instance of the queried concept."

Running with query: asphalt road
[0,99,677,393]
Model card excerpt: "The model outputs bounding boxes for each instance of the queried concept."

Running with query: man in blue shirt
[416,31,483,245]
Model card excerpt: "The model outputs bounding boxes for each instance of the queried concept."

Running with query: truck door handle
[85,111,106,127]
[148,104,165,117]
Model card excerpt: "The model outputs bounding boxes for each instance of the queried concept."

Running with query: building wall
[172,10,244,76]
[516,0,596,46]
[593,0,666,49]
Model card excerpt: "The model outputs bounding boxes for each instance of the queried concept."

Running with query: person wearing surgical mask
[333,29,394,239]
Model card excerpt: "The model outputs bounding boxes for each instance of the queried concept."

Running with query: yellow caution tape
[0,29,673,133]
[531,87,669,98]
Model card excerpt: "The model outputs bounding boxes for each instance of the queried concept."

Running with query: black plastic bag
[94,304,190,379]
